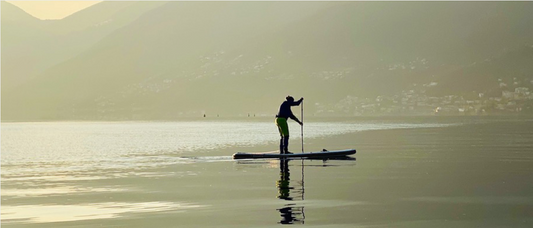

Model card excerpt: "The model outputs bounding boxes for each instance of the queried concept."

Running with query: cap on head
[286,96,294,102]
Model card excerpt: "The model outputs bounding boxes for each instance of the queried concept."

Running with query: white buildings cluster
[316,85,533,116]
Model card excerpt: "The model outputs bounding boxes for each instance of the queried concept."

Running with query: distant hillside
[1,1,39,24]
[2,2,533,121]
[1,1,52,87]
[1,1,165,90]
[429,45,533,98]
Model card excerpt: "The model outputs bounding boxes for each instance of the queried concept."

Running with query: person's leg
[276,119,283,153]
[283,136,290,154]
[276,118,289,154]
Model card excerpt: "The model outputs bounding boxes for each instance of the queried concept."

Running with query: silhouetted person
[276,96,303,154]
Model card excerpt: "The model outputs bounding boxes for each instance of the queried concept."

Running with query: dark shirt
[276,99,302,121]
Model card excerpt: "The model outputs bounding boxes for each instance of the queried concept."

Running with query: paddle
[301,100,304,153]
[301,100,305,201]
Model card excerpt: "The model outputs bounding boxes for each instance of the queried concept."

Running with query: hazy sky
[7,1,102,20]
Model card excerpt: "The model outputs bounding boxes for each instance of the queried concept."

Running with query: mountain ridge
[3,2,533,120]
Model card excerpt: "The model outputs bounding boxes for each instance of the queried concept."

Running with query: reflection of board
[232,149,356,159]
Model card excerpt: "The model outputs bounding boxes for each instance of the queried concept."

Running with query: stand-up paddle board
[232,149,356,159]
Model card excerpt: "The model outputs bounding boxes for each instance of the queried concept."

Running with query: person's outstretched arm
[291,97,304,106]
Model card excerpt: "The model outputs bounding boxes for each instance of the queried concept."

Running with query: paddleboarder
[276,96,303,154]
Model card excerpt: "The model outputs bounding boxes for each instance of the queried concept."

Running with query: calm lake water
[1,117,533,227]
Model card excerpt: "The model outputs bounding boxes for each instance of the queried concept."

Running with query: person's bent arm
[290,115,303,125]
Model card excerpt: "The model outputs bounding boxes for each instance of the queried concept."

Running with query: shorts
[275,117,289,137]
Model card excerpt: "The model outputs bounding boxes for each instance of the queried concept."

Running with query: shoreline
[2,113,533,123]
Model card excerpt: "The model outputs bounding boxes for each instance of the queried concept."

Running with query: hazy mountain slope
[1,1,41,36]
[3,2,533,120]
[47,1,167,35]
[1,1,165,91]
[3,2,334,120]
[308,2,532,101]
[214,2,533,102]
[1,1,54,88]
[429,45,533,98]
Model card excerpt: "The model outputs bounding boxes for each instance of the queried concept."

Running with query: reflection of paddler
[276,158,305,225]
[277,158,293,200]
[278,206,297,224]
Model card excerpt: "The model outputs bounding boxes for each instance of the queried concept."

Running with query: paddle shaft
[301,100,305,201]
[300,101,305,200]
[301,100,304,153]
